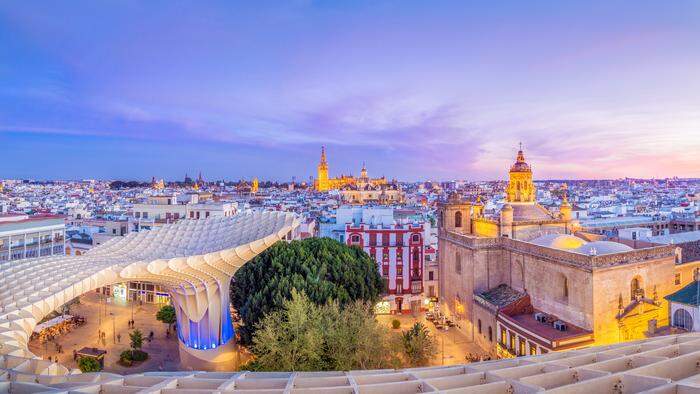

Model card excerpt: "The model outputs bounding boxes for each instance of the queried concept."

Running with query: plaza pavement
[377,313,488,366]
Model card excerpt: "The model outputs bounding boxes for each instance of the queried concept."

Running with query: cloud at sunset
[1,1,698,180]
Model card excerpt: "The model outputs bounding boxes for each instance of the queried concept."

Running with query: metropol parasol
[3,212,700,393]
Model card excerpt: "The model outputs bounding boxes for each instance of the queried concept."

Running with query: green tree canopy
[401,322,437,367]
[130,329,144,351]
[231,238,383,341]
[248,289,402,371]
[156,305,177,330]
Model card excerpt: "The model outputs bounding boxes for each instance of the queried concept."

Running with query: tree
[156,305,177,331]
[401,323,437,367]
[231,238,383,342]
[78,356,101,372]
[130,329,144,351]
[248,289,402,372]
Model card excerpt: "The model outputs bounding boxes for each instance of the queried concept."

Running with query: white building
[132,194,237,231]
[0,213,66,261]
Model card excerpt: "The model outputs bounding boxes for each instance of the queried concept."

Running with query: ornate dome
[529,234,587,250]
[574,241,633,256]
[510,149,531,172]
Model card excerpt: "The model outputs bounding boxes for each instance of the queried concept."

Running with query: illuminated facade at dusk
[438,148,697,357]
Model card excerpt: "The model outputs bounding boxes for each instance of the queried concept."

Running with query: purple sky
[1,1,699,181]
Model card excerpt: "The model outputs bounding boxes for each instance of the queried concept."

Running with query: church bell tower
[505,144,536,204]
[316,146,330,191]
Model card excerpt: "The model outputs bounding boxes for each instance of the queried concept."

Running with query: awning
[33,315,73,333]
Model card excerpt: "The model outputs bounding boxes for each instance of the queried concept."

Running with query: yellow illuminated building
[438,143,682,358]
[505,144,535,203]
[314,146,387,192]
[251,177,259,194]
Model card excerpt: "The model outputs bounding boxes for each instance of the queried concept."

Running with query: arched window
[478,319,482,334]
[631,276,644,301]
[455,211,462,228]
[557,273,568,302]
[673,308,693,330]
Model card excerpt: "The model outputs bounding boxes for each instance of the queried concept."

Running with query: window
[631,276,644,301]
[142,212,148,219]
[397,265,403,276]
[455,211,462,228]
[369,233,377,246]
[413,248,420,264]
[675,273,682,286]
[135,212,141,218]
[396,281,403,294]
[411,281,421,294]
[205,211,210,218]
[477,319,482,334]
[428,271,434,281]
[429,285,435,297]
[673,308,693,330]
[351,234,360,243]
[488,326,493,342]
[382,265,389,276]
[190,211,195,219]
[455,251,462,274]
[412,233,420,243]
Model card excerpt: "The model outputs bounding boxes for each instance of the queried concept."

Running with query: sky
[1,1,699,181]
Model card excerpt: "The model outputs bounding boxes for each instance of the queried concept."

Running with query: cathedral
[441,146,573,240]
[438,146,686,358]
[314,146,388,192]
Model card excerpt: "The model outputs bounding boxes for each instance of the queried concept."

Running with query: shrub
[118,349,149,366]
[391,319,401,329]
[131,349,149,361]
[118,350,133,367]
[78,356,101,372]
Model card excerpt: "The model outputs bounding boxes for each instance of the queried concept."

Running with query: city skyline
[2,1,699,181]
